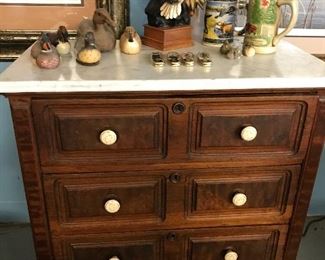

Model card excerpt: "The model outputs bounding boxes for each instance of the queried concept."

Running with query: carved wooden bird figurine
[35,35,60,69]
[75,8,116,53]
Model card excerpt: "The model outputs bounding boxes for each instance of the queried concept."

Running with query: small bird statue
[119,26,142,55]
[55,26,71,56]
[75,8,116,53]
[146,0,206,27]
[76,32,101,66]
[35,34,60,69]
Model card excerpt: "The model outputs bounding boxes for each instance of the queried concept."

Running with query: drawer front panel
[32,99,168,166]
[44,173,166,225]
[57,233,164,260]
[187,167,299,220]
[188,225,287,260]
[189,97,316,159]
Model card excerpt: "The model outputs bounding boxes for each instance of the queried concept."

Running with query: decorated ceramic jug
[244,0,298,54]
[203,0,237,46]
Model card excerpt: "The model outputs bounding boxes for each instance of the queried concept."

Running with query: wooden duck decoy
[75,8,116,53]
[119,26,141,55]
[31,32,52,59]
[36,35,60,69]
[76,31,101,66]
[31,26,69,58]
[55,26,71,56]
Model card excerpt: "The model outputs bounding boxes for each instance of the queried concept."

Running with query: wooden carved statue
[145,0,206,27]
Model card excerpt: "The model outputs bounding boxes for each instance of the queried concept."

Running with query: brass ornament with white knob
[104,199,120,214]
[224,250,238,260]
[232,193,247,207]
[109,257,120,260]
[100,130,117,146]
[240,126,257,142]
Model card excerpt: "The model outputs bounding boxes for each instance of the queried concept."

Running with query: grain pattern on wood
[9,96,53,260]
[284,95,325,260]
[32,99,168,166]
[189,96,317,160]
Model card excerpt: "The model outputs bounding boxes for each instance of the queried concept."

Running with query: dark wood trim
[9,96,53,260]
[284,95,325,259]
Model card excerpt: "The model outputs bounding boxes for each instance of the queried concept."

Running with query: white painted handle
[225,250,238,260]
[240,126,257,142]
[232,193,247,207]
[100,130,117,146]
[109,257,120,260]
[104,199,120,214]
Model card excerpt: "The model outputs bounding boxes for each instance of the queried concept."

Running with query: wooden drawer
[44,173,166,229]
[186,166,299,223]
[187,225,287,260]
[189,96,317,161]
[45,166,298,235]
[53,225,287,259]
[32,99,168,166]
[55,232,164,260]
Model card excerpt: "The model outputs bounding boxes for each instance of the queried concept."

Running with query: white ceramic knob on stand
[224,250,238,260]
[100,130,117,146]
[104,199,120,214]
[232,193,247,207]
[240,126,257,142]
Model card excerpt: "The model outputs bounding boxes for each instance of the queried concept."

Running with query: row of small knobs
[104,191,247,215]
[99,126,258,146]
[108,250,238,260]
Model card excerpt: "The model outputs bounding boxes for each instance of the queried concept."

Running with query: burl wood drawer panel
[188,225,287,260]
[54,232,164,260]
[186,166,300,223]
[44,173,166,231]
[32,99,168,166]
[189,96,317,161]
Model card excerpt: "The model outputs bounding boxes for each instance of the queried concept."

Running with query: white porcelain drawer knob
[240,126,257,142]
[100,130,117,146]
[109,257,120,260]
[224,250,238,260]
[104,199,120,214]
[232,193,247,207]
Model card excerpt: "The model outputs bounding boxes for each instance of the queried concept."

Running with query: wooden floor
[0,217,325,260]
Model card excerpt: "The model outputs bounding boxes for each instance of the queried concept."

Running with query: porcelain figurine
[55,26,71,56]
[75,8,116,53]
[31,32,49,59]
[119,27,142,55]
[145,0,205,27]
[76,32,101,66]
[244,0,298,54]
[36,36,60,69]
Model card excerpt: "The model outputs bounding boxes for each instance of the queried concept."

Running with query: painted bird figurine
[146,0,206,27]
[75,8,116,53]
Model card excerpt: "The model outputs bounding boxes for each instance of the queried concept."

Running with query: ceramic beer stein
[203,0,237,46]
[244,0,298,54]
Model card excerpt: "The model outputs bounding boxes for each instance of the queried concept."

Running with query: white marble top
[0,40,324,93]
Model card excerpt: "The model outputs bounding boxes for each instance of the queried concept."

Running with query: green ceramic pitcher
[244,0,298,54]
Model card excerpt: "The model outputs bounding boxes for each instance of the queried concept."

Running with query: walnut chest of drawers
[8,90,325,260]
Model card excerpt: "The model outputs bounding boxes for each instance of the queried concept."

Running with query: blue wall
[0,2,324,222]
